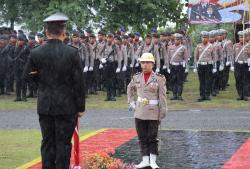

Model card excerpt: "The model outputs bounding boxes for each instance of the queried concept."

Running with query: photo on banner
[188,0,250,24]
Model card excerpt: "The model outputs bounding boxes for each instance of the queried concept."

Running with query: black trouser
[39,114,77,169]
[15,71,27,99]
[135,118,159,156]
[126,58,133,89]
[246,71,250,96]
[198,64,213,98]
[222,65,230,90]
[0,73,6,94]
[27,78,38,97]
[116,71,126,95]
[103,61,116,99]
[83,72,88,96]
[211,72,219,95]
[170,65,185,97]
[6,65,14,92]
[87,70,95,94]
[234,63,248,98]
[212,61,220,95]
[162,68,171,91]
[93,59,102,91]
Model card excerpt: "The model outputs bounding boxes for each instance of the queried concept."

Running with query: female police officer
[127,53,167,169]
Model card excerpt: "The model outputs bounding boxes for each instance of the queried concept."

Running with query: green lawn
[0,72,249,111]
[0,129,94,169]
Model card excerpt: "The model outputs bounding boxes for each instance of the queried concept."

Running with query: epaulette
[33,44,40,48]
[132,72,142,78]
[68,44,79,49]
[155,72,164,78]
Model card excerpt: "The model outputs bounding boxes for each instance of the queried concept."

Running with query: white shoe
[150,154,159,169]
[135,156,150,168]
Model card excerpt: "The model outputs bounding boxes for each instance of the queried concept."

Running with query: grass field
[0,72,249,111]
[0,129,94,169]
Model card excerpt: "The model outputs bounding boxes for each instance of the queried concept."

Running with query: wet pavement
[115,130,250,169]
[1,109,250,131]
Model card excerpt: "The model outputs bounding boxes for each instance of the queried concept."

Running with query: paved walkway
[1,109,250,131]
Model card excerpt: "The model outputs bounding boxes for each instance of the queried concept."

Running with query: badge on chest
[148,78,158,92]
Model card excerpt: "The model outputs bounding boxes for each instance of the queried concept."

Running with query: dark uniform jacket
[23,39,85,115]
[0,46,8,75]
[14,45,29,74]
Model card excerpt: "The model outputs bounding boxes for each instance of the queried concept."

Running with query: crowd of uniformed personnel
[194,29,250,101]
[0,27,250,102]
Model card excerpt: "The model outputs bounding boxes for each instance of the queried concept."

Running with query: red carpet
[221,138,250,169]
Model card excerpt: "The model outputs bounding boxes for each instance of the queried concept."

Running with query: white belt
[198,61,213,65]
[236,60,247,64]
[137,97,159,105]
[170,62,183,66]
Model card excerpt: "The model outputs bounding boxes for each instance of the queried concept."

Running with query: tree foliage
[0,0,186,33]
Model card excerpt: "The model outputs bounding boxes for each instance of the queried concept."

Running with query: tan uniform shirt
[212,42,222,62]
[72,42,89,67]
[115,44,126,69]
[222,39,233,62]
[194,43,215,64]
[233,43,250,62]
[165,44,188,67]
[122,43,135,66]
[89,42,97,68]
[96,40,106,60]
[127,72,167,120]
[135,44,161,69]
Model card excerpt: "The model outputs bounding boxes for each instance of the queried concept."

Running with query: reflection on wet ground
[115,130,250,169]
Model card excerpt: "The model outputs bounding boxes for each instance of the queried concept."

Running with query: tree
[20,0,92,32]
[0,0,187,34]
[0,0,22,30]
[89,0,186,35]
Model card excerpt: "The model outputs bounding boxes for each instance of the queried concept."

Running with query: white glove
[193,68,197,73]
[89,66,93,71]
[122,66,127,71]
[226,61,231,66]
[156,68,160,73]
[101,58,107,64]
[99,64,103,69]
[130,64,133,68]
[219,65,224,71]
[230,66,234,72]
[163,65,167,70]
[248,67,250,72]
[167,68,171,74]
[135,62,139,67]
[116,68,121,73]
[128,101,136,112]
[248,58,250,66]
[212,68,217,74]
[185,68,189,73]
[183,62,186,68]
[83,66,88,72]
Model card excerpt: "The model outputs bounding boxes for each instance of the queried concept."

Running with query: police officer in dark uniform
[14,34,29,101]
[27,33,38,98]
[0,35,8,95]
[23,12,85,169]
[6,34,17,93]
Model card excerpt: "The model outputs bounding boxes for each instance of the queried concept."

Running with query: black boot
[170,94,178,100]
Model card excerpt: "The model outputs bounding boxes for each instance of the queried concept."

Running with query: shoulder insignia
[68,44,79,49]
[155,72,164,78]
